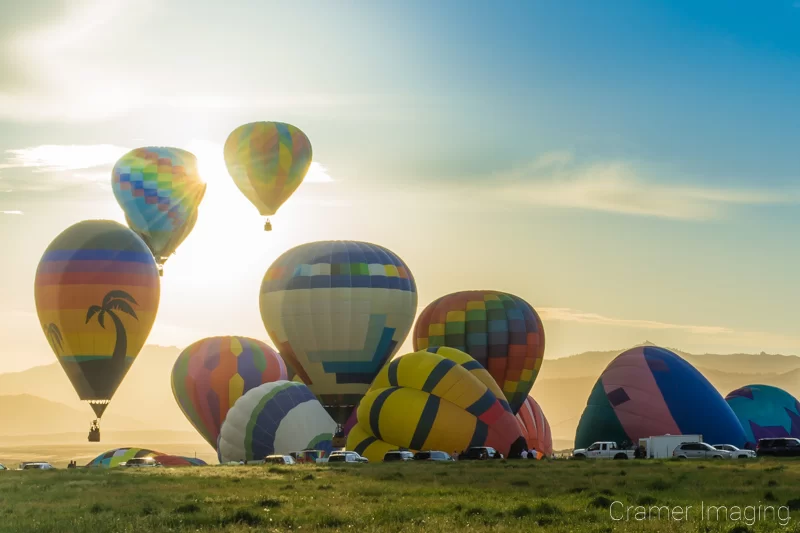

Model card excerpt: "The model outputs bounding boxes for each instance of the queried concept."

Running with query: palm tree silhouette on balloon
[85,290,139,372]
[44,323,63,354]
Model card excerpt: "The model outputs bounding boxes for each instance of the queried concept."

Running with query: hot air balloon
[346,347,527,462]
[86,447,161,468]
[515,395,553,457]
[259,241,417,431]
[217,381,336,463]
[171,336,290,449]
[574,345,747,449]
[112,147,206,274]
[414,290,545,414]
[224,121,312,231]
[34,220,160,441]
[725,385,800,449]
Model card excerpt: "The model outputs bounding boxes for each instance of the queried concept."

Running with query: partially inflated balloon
[86,447,161,468]
[224,122,312,223]
[414,290,545,414]
[515,395,553,456]
[346,347,527,462]
[171,336,290,448]
[112,147,206,267]
[725,385,800,448]
[35,220,160,418]
[217,381,336,462]
[260,241,417,424]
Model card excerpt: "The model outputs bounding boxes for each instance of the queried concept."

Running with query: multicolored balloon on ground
[260,241,417,424]
[574,345,747,449]
[171,336,290,449]
[224,121,312,229]
[217,381,336,463]
[725,385,800,448]
[414,290,545,414]
[153,455,207,467]
[112,147,206,268]
[346,347,527,462]
[515,395,553,457]
[86,447,160,468]
[34,220,160,419]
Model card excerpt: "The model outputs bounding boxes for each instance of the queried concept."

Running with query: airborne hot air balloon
[34,221,160,441]
[224,121,312,231]
[414,290,545,414]
[259,241,417,428]
[217,381,336,463]
[171,336,290,449]
[346,347,527,462]
[112,147,206,274]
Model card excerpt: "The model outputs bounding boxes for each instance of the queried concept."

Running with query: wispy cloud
[490,152,796,220]
[539,307,732,335]
[1,210,23,215]
[0,144,128,171]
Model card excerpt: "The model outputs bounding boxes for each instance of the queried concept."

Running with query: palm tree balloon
[85,290,139,369]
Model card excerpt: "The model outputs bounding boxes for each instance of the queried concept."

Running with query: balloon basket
[88,429,100,443]
[264,220,272,232]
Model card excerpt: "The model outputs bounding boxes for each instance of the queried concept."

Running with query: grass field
[1,459,800,532]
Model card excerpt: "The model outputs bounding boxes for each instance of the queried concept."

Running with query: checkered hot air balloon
[224,121,312,231]
[414,290,545,414]
[112,147,206,273]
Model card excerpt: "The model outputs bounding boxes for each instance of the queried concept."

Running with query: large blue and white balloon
[217,381,335,462]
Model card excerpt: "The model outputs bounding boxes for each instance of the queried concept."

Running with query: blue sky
[2,0,800,371]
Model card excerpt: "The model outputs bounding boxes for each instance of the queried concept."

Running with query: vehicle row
[573,436,800,460]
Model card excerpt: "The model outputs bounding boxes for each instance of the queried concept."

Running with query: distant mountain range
[1,343,798,449]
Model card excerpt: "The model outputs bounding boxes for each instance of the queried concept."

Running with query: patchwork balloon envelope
[217,381,336,462]
[112,147,206,270]
[34,220,160,420]
[574,345,747,449]
[224,121,312,230]
[86,447,161,468]
[346,347,527,463]
[515,395,553,457]
[725,385,800,448]
[414,290,545,414]
[260,241,417,424]
[171,336,290,449]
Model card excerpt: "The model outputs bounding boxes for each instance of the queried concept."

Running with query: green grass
[1,459,800,532]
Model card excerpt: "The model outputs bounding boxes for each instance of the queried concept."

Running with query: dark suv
[463,447,503,460]
[383,450,414,462]
[756,438,800,457]
[413,451,453,462]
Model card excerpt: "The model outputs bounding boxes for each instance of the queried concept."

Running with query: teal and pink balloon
[725,385,800,448]
[259,241,417,424]
[575,345,747,449]
[112,147,206,269]
[171,336,289,449]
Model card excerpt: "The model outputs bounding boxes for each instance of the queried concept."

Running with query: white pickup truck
[572,441,636,460]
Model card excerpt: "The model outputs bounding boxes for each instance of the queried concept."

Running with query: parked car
[120,457,161,467]
[265,455,296,465]
[573,441,636,460]
[290,450,326,464]
[413,451,454,462]
[18,462,55,470]
[383,450,414,462]
[327,451,369,463]
[756,438,800,457]
[462,447,503,460]
[711,444,756,459]
[638,435,703,459]
[672,442,731,459]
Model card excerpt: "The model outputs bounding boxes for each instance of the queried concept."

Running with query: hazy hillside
[2,343,799,449]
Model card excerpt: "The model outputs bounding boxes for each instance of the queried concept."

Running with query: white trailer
[639,434,702,459]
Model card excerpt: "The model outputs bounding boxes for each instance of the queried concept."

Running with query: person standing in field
[520,449,528,459]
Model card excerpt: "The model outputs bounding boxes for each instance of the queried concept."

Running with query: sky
[2,0,800,373]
